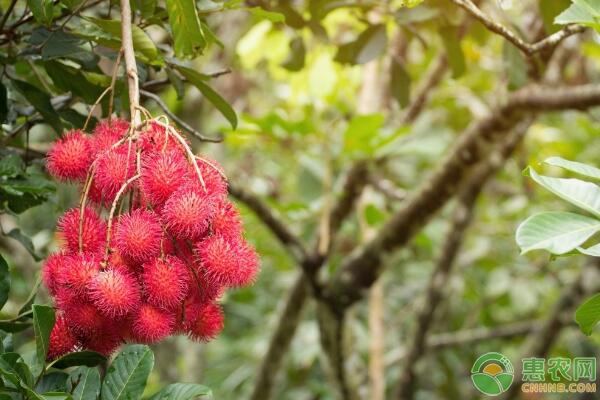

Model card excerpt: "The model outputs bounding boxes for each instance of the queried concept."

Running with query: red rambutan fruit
[57,207,106,254]
[88,268,141,317]
[57,253,101,296]
[210,198,243,240]
[90,119,129,156]
[46,130,92,182]
[138,121,181,152]
[93,146,136,203]
[184,302,224,342]
[131,304,175,343]
[162,186,216,240]
[61,300,106,335]
[142,256,189,310]
[42,252,68,296]
[140,150,190,208]
[114,209,162,264]
[47,315,79,360]
[195,157,228,197]
[81,330,122,356]
[195,235,259,287]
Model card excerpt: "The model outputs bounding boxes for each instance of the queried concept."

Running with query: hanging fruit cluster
[42,118,259,359]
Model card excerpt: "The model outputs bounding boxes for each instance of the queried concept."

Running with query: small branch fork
[451,0,585,56]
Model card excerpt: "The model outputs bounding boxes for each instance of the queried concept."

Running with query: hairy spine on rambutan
[184,302,224,342]
[42,252,68,296]
[138,121,181,152]
[47,315,79,360]
[81,329,122,356]
[57,207,106,254]
[93,146,136,203]
[142,256,189,310]
[162,185,216,240]
[56,253,100,297]
[90,119,129,156]
[131,304,175,343]
[46,130,92,182]
[210,198,243,240]
[88,268,141,317]
[140,150,190,208]
[195,157,228,197]
[195,235,259,287]
[114,209,162,264]
[61,300,106,335]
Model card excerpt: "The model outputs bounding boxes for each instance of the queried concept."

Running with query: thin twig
[452,0,584,56]
[0,0,18,32]
[140,89,223,142]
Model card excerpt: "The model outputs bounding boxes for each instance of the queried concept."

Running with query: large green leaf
[101,345,154,400]
[5,228,41,261]
[0,254,9,310]
[391,60,411,108]
[148,383,212,399]
[544,157,600,180]
[526,167,600,218]
[12,79,63,133]
[516,211,600,254]
[575,293,600,335]
[176,65,237,129]
[577,242,600,256]
[555,0,600,29]
[68,367,101,400]
[26,0,54,25]
[32,305,55,372]
[87,18,158,61]
[335,25,387,65]
[165,0,206,58]
[49,351,107,369]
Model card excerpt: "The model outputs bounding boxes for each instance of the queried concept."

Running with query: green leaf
[165,0,206,58]
[100,345,154,400]
[440,26,465,78]
[281,36,306,71]
[30,29,98,69]
[68,367,101,400]
[577,242,600,256]
[555,0,600,29]
[335,25,387,65]
[176,66,237,129]
[576,293,600,335]
[36,372,68,393]
[12,79,63,133]
[343,114,385,155]
[166,67,185,100]
[0,254,9,311]
[247,7,285,22]
[49,351,106,369]
[5,228,41,261]
[44,60,104,104]
[148,383,212,400]
[390,60,411,108]
[526,167,600,218]
[516,211,600,255]
[0,321,32,333]
[32,305,55,372]
[26,0,54,26]
[544,157,600,180]
[87,18,158,61]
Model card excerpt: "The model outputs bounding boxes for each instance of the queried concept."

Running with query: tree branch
[120,0,140,125]
[249,274,309,400]
[324,83,600,310]
[395,117,533,400]
[228,183,307,262]
[452,0,585,56]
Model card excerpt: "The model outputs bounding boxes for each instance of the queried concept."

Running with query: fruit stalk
[120,0,140,126]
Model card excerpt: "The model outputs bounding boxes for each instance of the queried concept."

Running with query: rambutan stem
[120,0,141,127]
[152,119,208,192]
[108,49,123,123]
[103,173,141,264]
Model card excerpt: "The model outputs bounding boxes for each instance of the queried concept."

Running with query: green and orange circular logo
[471,352,514,396]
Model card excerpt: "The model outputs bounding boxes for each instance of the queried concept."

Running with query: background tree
[1,0,600,399]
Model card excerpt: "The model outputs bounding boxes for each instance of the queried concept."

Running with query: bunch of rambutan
[42,118,259,359]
